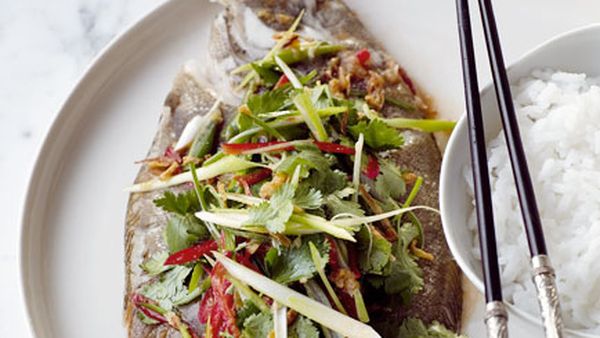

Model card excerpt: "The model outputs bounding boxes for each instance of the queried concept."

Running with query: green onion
[188,262,203,292]
[352,133,364,203]
[273,302,288,338]
[242,108,287,140]
[275,56,303,89]
[352,289,370,323]
[309,242,347,315]
[402,176,424,208]
[331,205,438,228]
[381,117,456,132]
[214,253,381,338]
[125,156,266,192]
[227,273,270,313]
[293,89,329,141]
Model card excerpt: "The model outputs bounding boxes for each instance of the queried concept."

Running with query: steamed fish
[124,1,462,337]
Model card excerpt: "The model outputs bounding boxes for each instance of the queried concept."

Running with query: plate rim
[17,1,174,336]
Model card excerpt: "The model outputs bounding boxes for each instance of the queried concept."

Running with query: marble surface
[0,1,163,336]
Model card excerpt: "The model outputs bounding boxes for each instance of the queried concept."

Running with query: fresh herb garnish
[349,118,404,150]
[265,235,330,284]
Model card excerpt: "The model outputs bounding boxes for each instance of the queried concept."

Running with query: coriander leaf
[164,214,209,253]
[374,160,406,201]
[243,182,295,233]
[154,190,199,215]
[357,226,392,275]
[267,235,330,284]
[237,301,261,328]
[398,318,466,338]
[242,313,273,338]
[247,89,288,115]
[140,251,172,276]
[302,169,347,195]
[251,62,280,85]
[290,316,320,338]
[348,118,404,150]
[140,266,193,311]
[294,185,323,210]
[382,223,423,302]
[276,149,333,176]
[324,195,365,217]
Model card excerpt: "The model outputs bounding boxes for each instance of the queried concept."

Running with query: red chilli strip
[199,263,240,338]
[399,67,416,95]
[363,155,380,179]
[221,141,291,155]
[223,141,354,156]
[274,74,290,89]
[355,48,371,67]
[314,141,355,155]
[131,294,167,324]
[234,168,273,186]
[164,240,218,266]
[164,145,183,164]
[346,244,362,279]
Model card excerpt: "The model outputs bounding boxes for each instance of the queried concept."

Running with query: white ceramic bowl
[440,24,600,337]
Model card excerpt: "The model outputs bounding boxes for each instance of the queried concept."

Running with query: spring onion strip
[125,156,266,193]
[293,90,329,141]
[222,193,264,206]
[242,109,286,140]
[352,133,364,203]
[188,263,203,293]
[190,163,221,241]
[309,242,347,315]
[227,273,270,313]
[402,176,424,208]
[265,10,304,62]
[195,210,356,241]
[352,289,369,323]
[303,281,343,338]
[273,302,288,338]
[234,140,312,155]
[331,205,438,227]
[380,117,456,132]
[275,56,303,89]
[260,106,347,120]
[174,100,221,151]
[214,253,381,338]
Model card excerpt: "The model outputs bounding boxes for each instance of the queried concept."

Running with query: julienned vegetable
[214,253,381,338]
[195,210,356,241]
[125,156,266,193]
[222,140,355,155]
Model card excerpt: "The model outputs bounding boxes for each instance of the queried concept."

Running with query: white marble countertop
[0,1,162,336]
[3,1,600,337]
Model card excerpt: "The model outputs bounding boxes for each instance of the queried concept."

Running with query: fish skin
[124,68,233,337]
[208,0,463,333]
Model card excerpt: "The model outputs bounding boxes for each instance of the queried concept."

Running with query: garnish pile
[128,13,459,338]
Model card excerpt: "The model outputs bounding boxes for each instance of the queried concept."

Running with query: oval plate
[20,0,600,337]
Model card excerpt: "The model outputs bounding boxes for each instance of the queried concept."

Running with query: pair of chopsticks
[455,0,564,337]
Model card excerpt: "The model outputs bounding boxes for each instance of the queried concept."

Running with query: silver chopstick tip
[484,301,508,338]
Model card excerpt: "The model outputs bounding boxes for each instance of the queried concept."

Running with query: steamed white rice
[465,69,600,333]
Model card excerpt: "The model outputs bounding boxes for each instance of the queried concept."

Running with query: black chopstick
[476,0,547,257]
[461,0,564,336]
[455,1,508,337]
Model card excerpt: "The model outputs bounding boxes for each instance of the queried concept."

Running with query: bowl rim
[440,22,600,336]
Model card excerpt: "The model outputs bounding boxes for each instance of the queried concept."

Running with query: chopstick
[455,1,508,337]
[456,0,565,337]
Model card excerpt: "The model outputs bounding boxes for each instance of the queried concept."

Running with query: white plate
[20,0,600,337]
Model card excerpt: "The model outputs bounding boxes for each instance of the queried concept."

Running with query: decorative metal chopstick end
[531,255,564,338]
[484,301,508,338]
